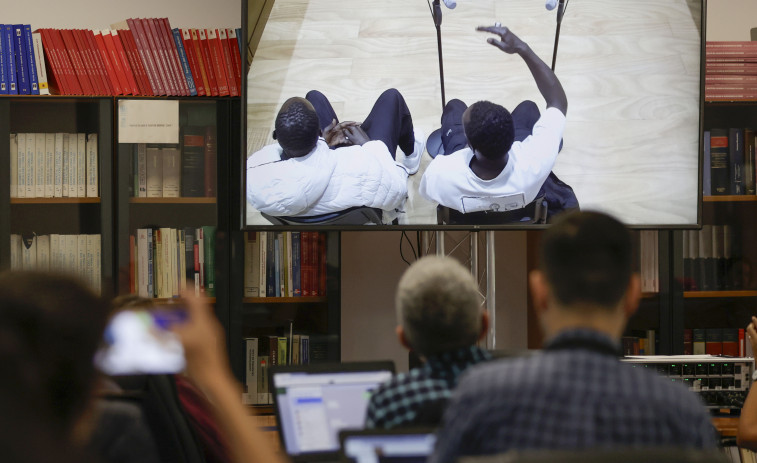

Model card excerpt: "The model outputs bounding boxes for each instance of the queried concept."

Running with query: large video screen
[244,0,702,228]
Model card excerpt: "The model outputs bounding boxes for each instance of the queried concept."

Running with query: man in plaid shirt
[429,211,717,463]
[364,255,492,429]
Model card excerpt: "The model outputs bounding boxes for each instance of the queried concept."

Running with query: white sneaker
[399,128,426,175]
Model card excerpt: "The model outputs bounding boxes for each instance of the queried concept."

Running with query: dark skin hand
[322,119,366,148]
[343,125,371,146]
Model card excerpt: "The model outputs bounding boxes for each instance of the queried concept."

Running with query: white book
[32,32,50,95]
[53,133,64,197]
[44,133,54,198]
[21,233,37,270]
[25,133,35,198]
[146,147,163,197]
[61,133,69,197]
[66,235,77,274]
[35,133,45,198]
[85,235,95,290]
[49,234,60,271]
[171,228,178,297]
[93,234,101,293]
[137,143,147,197]
[259,231,267,297]
[162,228,172,298]
[86,134,98,198]
[244,338,259,404]
[36,234,50,272]
[162,147,180,198]
[137,229,149,297]
[17,133,26,198]
[179,230,186,293]
[77,234,88,281]
[10,134,17,198]
[257,356,270,404]
[77,133,86,198]
[10,234,21,270]
[68,134,78,198]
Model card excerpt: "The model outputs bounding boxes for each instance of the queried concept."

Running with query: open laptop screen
[272,363,394,458]
[340,429,437,463]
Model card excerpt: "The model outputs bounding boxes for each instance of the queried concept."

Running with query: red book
[37,28,68,94]
[218,29,238,97]
[159,18,189,96]
[207,29,229,96]
[144,18,176,95]
[120,29,153,96]
[740,328,746,357]
[129,235,136,293]
[102,30,130,95]
[310,232,319,297]
[93,31,122,95]
[72,29,104,95]
[227,28,242,92]
[53,29,83,94]
[84,30,114,95]
[60,29,94,95]
[204,127,217,197]
[190,29,211,96]
[181,29,205,96]
[318,232,327,296]
[111,30,140,95]
[198,28,219,96]
[128,18,165,95]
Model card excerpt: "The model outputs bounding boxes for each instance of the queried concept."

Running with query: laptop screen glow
[343,433,437,463]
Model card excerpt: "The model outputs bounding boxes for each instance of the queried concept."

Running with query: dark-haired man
[419,26,577,217]
[429,211,716,463]
[246,89,425,222]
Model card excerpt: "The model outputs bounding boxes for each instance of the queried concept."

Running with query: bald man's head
[275,97,320,158]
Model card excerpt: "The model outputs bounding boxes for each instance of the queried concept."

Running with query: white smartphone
[95,308,187,375]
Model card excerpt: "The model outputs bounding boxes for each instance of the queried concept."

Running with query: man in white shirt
[247,89,425,222]
[420,26,577,219]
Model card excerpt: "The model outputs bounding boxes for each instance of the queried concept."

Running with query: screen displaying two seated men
[245,0,701,227]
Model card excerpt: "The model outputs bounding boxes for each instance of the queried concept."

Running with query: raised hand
[476,25,527,54]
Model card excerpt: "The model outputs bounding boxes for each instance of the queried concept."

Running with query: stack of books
[705,41,757,101]
[0,25,49,95]
[244,334,311,405]
[683,328,745,356]
[10,133,98,198]
[682,226,742,292]
[703,128,757,196]
[17,19,241,96]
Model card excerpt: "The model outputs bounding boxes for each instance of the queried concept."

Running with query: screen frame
[240,0,705,232]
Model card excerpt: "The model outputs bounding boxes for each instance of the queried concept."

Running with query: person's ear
[623,274,641,319]
[529,270,549,316]
[396,325,412,351]
[477,311,490,342]
[272,129,277,140]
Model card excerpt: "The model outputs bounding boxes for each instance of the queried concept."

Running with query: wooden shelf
[684,291,757,298]
[243,297,327,304]
[703,195,757,202]
[641,292,658,299]
[247,405,274,415]
[11,197,100,204]
[151,297,217,304]
[130,197,216,204]
[713,417,739,438]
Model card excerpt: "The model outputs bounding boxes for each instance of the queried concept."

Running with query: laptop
[339,428,437,463]
[271,361,395,462]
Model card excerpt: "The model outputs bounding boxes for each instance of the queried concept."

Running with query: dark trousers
[440,99,578,218]
[306,89,415,159]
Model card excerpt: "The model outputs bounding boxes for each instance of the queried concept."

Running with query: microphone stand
[550,0,567,71]
[427,0,447,157]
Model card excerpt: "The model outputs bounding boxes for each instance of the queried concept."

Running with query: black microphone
[433,0,442,27]
[556,0,566,24]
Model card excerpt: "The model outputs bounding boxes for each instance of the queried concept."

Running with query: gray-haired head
[396,256,483,357]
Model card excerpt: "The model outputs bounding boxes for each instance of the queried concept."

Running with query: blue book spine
[5,26,17,94]
[292,231,301,296]
[274,235,281,297]
[23,25,39,95]
[13,25,29,95]
[703,131,711,196]
[171,28,197,96]
[147,228,154,297]
[236,28,242,61]
[0,24,7,94]
[729,128,744,195]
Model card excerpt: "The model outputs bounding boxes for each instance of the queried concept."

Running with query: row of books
[682,226,742,292]
[683,328,746,356]
[9,233,101,293]
[722,443,757,463]
[130,126,216,198]
[31,19,242,96]
[639,231,659,293]
[243,231,328,298]
[243,335,312,405]
[128,226,216,299]
[704,128,757,196]
[621,330,656,356]
[0,25,48,94]
[705,41,757,101]
[9,133,98,198]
